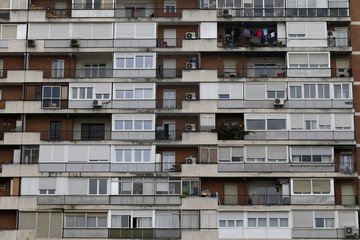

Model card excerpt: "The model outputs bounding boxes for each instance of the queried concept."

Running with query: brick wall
[0,56,25,76]
[28,56,76,78]
[156,84,199,108]
[156,147,198,171]
[0,86,23,101]
[0,146,16,164]
[0,211,17,230]
[153,0,198,17]
[157,115,198,139]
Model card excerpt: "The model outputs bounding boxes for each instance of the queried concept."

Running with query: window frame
[292,178,333,195]
[164,0,176,13]
[42,86,61,109]
[71,87,93,100]
[84,63,106,78]
[88,179,108,195]
[52,60,64,78]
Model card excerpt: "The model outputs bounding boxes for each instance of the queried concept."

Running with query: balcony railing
[217,194,358,206]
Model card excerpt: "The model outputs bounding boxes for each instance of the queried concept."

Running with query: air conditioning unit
[186,32,196,40]
[186,93,196,100]
[186,157,196,164]
[344,226,356,238]
[222,8,232,17]
[27,39,36,47]
[186,62,196,70]
[92,99,102,108]
[224,72,236,78]
[185,124,196,131]
[15,120,22,132]
[70,39,80,47]
[274,98,284,106]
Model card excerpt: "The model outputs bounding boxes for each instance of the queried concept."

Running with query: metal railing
[0,67,352,79]
[217,194,358,206]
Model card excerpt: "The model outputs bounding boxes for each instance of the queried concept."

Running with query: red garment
[257,29,262,38]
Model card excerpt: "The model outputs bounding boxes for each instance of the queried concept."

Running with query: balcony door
[81,124,105,140]
[335,28,348,47]
[224,60,236,77]
[163,152,175,172]
[341,184,355,205]
[163,59,176,78]
[163,90,176,109]
[164,29,176,47]
[224,183,238,204]
[163,121,175,140]
[49,121,61,140]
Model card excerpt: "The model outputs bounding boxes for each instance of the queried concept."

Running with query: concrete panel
[182,230,217,240]
[71,10,114,18]
[181,197,217,209]
[39,163,65,172]
[287,69,331,77]
[0,230,35,240]
[110,163,159,172]
[112,100,156,109]
[3,132,40,145]
[37,196,65,205]
[0,197,19,209]
[289,131,334,140]
[182,70,217,82]
[182,132,217,144]
[44,40,70,48]
[64,196,109,205]
[114,39,156,48]
[63,229,108,238]
[291,195,334,205]
[113,69,156,78]
[28,10,46,21]
[292,229,338,238]
[244,163,290,172]
[243,100,273,108]
[245,131,288,140]
[333,100,353,108]
[290,164,335,172]
[79,40,113,48]
[182,100,218,112]
[155,229,181,238]
[334,131,354,140]
[218,100,244,109]
[111,131,155,140]
[182,39,217,51]
[218,163,244,172]
[182,10,217,21]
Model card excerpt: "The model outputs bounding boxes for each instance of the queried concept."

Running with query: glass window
[135,89,143,99]
[318,84,329,98]
[248,218,256,227]
[228,220,235,227]
[315,218,325,228]
[145,56,153,68]
[236,220,243,227]
[219,94,230,99]
[305,120,316,130]
[134,120,142,130]
[267,119,286,130]
[124,150,131,162]
[144,120,152,130]
[269,218,278,227]
[136,56,143,68]
[124,120,132,130]
[126,58,134,68]
[342,84,350,98]
[219,220,226,227]
[267,91,276,98]
[304,84,316,98]
[290,86,302,98]
[280,218,288,227]
[87,217,96,227]
[75,216,85,227]
[247,119,265,130]
[258,218,267,227]
[334,85,342,98]
[135,150,142,162]
[143,150,150,162]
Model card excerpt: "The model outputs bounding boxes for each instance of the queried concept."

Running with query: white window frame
[333,83,351,99]
[0,60,3,77]
[84,63,106,78]
[88,179,108,195]
[245,115,287,131]
[315,218,335,228]
[39,189,56,195]
[71,87,93,100]
[42,86,61,109]
[218,146,244,163]
[287,52,330,69]
[115,148,152,163]
[65,213,107,228]
[291,178,333,195]
[115,54,155,69]
[219,219,243,228]
[52,60,64,78]
[164,0,176,13]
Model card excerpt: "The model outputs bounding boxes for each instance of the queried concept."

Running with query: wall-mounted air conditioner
[344,226,357,238]
[186,157,196,164]
[93,99,102,108]
[185,124,196,131]
[186,62,197,70]
[27,39,36,48]
[222,8,232,17]
[70,39,80,47]
[274,98,284,106]
[186,93,196,100]
[186,32,196,40]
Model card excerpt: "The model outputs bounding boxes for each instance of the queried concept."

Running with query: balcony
[218,162,336,172]
[292,228,358,239]
[37,195,180,205]
[245,130,354,141]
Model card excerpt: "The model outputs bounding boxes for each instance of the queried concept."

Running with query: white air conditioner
[186,32,196,40]
[186,93,196,100]
[224,72,236,78]
[70,39,79,47]
[93,99,102,108]
[344,226,356,238]
[274,98,284,106]
[186,62,196,70]
[185,124,196,131]
[222,8,232,17]
[186,157,196,164]
[27,39,36,47]
[15,120,22,132]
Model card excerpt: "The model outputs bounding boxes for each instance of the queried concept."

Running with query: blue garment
[263,28,268,36]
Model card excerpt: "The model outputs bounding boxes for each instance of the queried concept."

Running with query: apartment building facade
[0,0,359,239]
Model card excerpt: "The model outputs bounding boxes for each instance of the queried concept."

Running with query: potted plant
[217,121,252,140]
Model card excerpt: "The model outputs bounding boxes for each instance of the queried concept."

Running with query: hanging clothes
[257,29,262,38]
[270,32,275,38]
[244,29,251,37]
[263,28,268,36]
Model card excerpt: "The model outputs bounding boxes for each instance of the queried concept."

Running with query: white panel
[247,212,267,218]
[68,178,87,195]
[307,22,326,38]
[318,114,331,125]
[39,178,56,189]
[268,212,289,218]
[133,210,153,217]
[312,147,333,155]
[246,146,266,158]
[136,23,156,38]
[113,83,134,90]
[335,114,352,128]
[17,25,26,39]
[95,83,111,93]
[267,146,287,159]
[29,24,49,39]
[218,83,230,94]
[39,145,53,162]
[133,114,154,120]
[56,178,67,195]
[116,23,134,38]
[53,146,66,162]
[277,23,286,40]
[293,211,313,228]
[338,211,357,228]
[314,211,334,218]
[245,83,265,99]
[72,24,91,39]
[291,114,303,129]
[287,22,306,34]
[219,212,243,220]
[50,24,69,39]
[68,145,88,162]
[266,82,286,91]
[304,114,317,120]
[21,178,38,195]
[230,83,243,99]
[200,22,217,38]
[92,23,113,39]
[200,83,217,99]
[89,146,109,161]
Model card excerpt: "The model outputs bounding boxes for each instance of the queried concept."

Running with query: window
[52,60,64,78]
[340,154,353,172]
[334,84,350,98]
[0,182,5,192]
[255,64,276,78]
[81,124,105,140]
[164,0,176,13]
[267,91,285,99]
[42,86,60,108]
[49,121,61,140]
[39,189,55,195]
[0,60,3,77]
[72,87,93,99]
[116,149,132,162]
[182,179,199,196]
[219,94,230,99]
[114,120,133,130]
[135,88,153,99]
[66,214,107,228]
[305,120,316,130]
[23,146,39,164]
[95,93,110,99]
[290,86,302,99]
[116,56,153,69]
[288,53,329,69]
[269,218,288,227]
[115,120,152,131]
[267,119,286,130]
[116,90,133,99]
[111,215,130,228]
[55,1,67,16]
[247,119,265,130]
[0,25,17,39]
[135,149,151,162]
[163,152,175,172]
[315,218,334,228]
[293,155,331,163]
[318,84,330,98]
[89,179,107,195]
[85,0,101,9]
[218,147,243,162]
[293,179,331,194]
[219,220,243,228]
[247,218,267,227]
[304,84,316,99]
[84,64,106,78]
[35,86,42,101]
